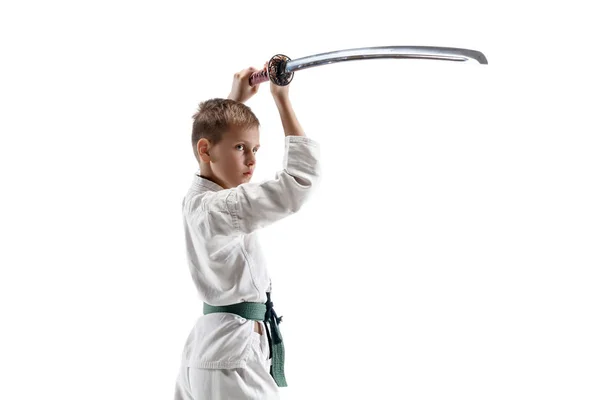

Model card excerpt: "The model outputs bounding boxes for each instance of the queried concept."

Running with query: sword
[249,45,488,87]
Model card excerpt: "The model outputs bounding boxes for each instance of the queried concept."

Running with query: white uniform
[174,135,321,400]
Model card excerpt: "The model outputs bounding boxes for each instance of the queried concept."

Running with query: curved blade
[285,46,488,73]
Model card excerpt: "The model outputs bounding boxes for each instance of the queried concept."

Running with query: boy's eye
[236,144,258,153]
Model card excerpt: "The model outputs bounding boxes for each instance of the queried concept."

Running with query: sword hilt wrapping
[249,69,270,86]
[249,54,294,87]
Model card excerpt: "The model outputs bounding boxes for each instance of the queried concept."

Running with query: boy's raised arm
[226,62,306,138]
[270,79,305,138]
[272,94,306,138]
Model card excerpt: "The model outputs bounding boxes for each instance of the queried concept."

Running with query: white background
[1,1,598,399]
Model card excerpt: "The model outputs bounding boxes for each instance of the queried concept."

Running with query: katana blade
[287,46,487,71]
[250,45,488,86]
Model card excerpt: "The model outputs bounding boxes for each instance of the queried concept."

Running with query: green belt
[203,292,287,387]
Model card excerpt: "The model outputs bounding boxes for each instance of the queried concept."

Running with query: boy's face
[197,126,260,189]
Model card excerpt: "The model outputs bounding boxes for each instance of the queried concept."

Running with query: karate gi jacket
[180,135,321,369]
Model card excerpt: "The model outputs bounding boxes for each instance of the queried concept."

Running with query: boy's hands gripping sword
[249,45,488,87]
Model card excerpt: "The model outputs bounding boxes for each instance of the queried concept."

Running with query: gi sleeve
[194,135,321,236]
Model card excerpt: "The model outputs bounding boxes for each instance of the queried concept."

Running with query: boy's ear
[197,139,210,160]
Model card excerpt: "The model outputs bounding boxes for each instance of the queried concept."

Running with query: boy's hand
[270,79,290,102]
[227,65,262,103]
[269,61,290,102]
[227,62,291,103]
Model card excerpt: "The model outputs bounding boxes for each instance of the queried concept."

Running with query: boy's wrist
[272,94,290,106]
[227,92,243,103]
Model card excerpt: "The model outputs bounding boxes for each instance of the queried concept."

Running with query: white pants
[174,328,280,400]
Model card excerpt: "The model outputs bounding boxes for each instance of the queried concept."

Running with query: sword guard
[268,54,294,87]
[249,54,294,87]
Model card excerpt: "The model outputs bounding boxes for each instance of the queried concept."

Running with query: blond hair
[191,98,260,163]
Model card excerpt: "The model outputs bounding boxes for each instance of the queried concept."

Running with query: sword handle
[249,69,270,86]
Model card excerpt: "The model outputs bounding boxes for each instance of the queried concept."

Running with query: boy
[173,63,321,400]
